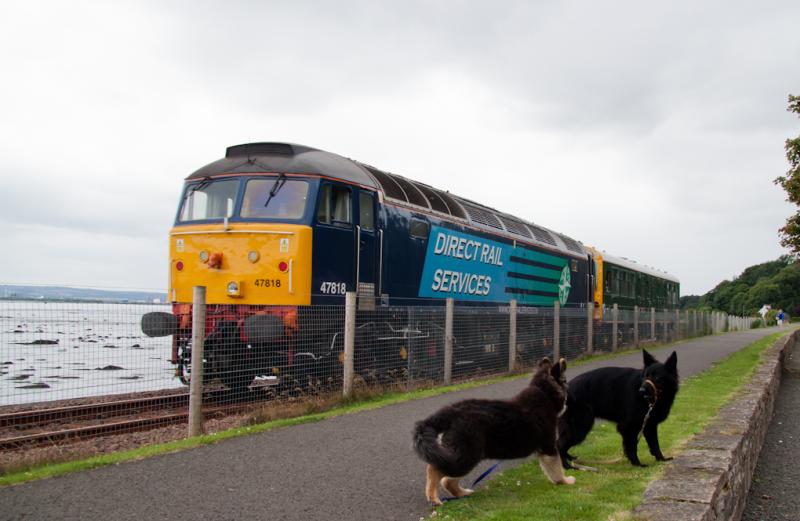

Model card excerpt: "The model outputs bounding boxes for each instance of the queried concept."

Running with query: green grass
[0,331,781,489]
[433,331,787,521]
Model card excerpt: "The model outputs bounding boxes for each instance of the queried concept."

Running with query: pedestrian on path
[778,309,785,326]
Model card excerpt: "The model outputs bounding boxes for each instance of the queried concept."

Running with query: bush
[751,318,763,329]
[765,309,778,326]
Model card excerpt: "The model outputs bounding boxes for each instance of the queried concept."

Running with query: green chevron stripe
[512,247,568,267]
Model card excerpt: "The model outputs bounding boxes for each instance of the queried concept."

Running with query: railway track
[0,394,190,429]
[0,394,214,451]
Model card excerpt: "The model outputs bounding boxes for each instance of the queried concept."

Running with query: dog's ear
[665,351,678,374]
[538,356,552,370]
[643,349,658,367]
[550,357,567,379]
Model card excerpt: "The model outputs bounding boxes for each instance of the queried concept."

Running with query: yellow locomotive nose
[169,223,312,306]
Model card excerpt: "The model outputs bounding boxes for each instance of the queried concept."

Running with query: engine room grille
[527,224,557,246]
[497,216,533,238]
[559,234,584,254]
[391,175,430,208]
[435,190,466,219]
[412,182,451,215]
[361,165,408,202]
[460,202,504,230]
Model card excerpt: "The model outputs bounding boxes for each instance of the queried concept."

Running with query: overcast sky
[1,1,798,296]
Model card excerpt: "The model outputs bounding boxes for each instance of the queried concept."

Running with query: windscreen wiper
[264,173,287,208]
[190,177,212,193]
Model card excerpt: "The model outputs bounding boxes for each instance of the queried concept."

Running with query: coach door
[356,190,378,309]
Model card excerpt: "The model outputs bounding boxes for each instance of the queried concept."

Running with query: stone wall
[634,331,797,521]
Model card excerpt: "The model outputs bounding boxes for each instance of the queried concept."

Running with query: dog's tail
[413,412,464,476]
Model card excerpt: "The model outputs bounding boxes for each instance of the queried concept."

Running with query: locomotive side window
[410,219,430,239]
[317,183,352,226]
[240,179,309,220]
[359,192,375,231]
[179,179,238,222]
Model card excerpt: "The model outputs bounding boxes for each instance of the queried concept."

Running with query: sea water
[0,301,182,406]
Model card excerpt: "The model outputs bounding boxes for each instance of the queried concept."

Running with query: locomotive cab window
[240,178,309,220]
[317,183,352,226]
[179,178,238,222]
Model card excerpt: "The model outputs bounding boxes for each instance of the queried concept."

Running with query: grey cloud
[0,166,175,239]
[150,1,800,135]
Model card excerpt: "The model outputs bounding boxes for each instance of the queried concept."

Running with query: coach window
[317,183,352,227]
[359,192,375,231]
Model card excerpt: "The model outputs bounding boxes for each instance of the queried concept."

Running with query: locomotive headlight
[248,251,260,263]
[227,281,241,297]
[199,250,209,263]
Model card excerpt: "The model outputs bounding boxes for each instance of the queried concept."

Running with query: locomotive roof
[599,251,680,284]
[188,143,380,188]
[188,142,587,259]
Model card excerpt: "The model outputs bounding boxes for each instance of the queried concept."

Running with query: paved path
[1,328,781,521]
[742,334,800,521]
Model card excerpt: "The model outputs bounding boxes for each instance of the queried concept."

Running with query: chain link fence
[0,295,756,444]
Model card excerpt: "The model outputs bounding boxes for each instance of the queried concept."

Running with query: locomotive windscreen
[177,177,311,222]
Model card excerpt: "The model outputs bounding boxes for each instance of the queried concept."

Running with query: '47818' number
[320,281,346,295]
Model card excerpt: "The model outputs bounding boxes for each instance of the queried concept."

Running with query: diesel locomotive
[142,142,679,391]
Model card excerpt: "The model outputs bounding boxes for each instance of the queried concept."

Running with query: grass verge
[432,331,787,521]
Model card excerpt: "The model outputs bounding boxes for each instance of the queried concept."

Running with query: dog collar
[643,379,658,405]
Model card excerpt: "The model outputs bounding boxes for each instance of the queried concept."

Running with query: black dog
[413,357,575,505]
[558,349,679,468]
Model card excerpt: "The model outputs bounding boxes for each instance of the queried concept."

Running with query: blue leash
[439,461,501,502]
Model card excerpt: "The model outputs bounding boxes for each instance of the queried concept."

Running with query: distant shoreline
[0,297,167,305]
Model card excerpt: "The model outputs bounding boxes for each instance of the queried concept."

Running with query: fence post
[586,303,594,354]
[553,301,560,361]
[444,298,454,384]
[612,304,619,352]
[650,307,656,341]
[188,286,206,437]
[508,299,517,372]
[343,291,356,398]
[684,310,689,338]
[634,305,639,349]
[676,309,681,340]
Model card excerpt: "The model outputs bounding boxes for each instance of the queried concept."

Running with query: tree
[775,94,800,254]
